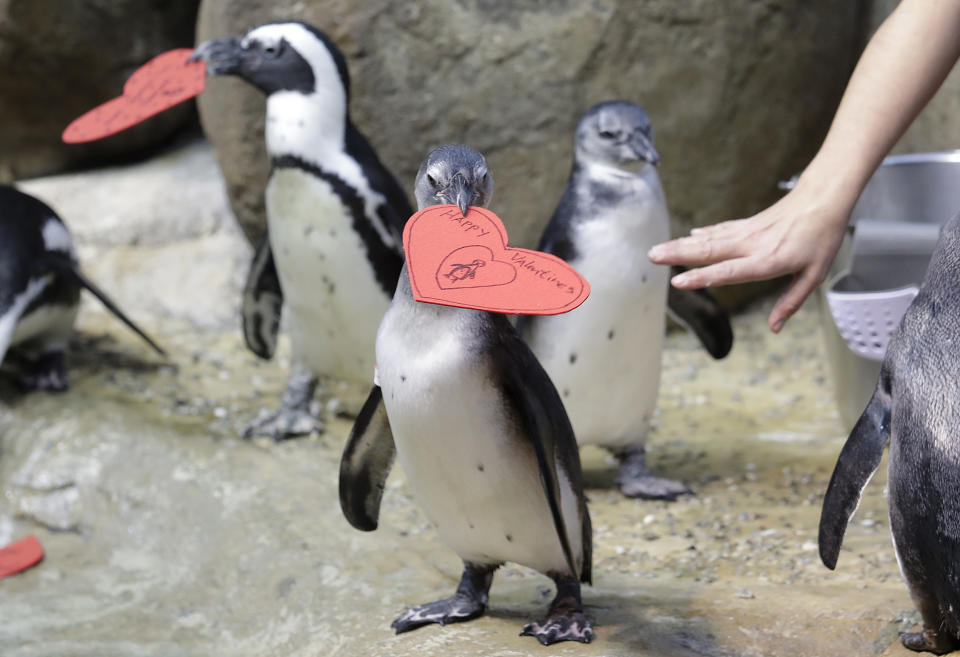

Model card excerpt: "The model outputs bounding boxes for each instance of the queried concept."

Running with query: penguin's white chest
[0,277,76,362]
[526,198,669,448]
[266,167,391,382]
[376,307,580,574]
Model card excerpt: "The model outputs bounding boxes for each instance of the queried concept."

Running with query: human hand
[648,184,850,333]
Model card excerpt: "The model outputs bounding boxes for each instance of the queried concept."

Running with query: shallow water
[0,300,922,657]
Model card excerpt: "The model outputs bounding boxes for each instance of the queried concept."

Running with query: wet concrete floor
[0,296,929,657]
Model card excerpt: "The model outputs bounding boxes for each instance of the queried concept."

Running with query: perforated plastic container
[816,151,960,429]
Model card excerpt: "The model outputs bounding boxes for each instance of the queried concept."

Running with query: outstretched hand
[647,0,960,334]
[648,184,848,333]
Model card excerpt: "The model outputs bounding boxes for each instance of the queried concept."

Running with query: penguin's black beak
[629,131,660,167]
[447,174,473,218]
[189,37,247,76]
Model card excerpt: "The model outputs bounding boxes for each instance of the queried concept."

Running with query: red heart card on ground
[62,48,205,144]
[403,205,590,315]
[0,535,44,579]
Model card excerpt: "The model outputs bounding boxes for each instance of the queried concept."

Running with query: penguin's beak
[447,174,473,218]
[189,37,247,76]
[629,131,660,167]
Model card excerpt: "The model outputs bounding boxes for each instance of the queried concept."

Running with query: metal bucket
[817,151,960,429]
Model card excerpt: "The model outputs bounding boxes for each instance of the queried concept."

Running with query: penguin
[819,211,960,655]
[191,21,411,440]
[0,185,164,391]
[517,101,732,500]
[339,145,594,645]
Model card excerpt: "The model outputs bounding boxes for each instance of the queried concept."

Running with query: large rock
[0,0,201,181]
[196,0,864,306]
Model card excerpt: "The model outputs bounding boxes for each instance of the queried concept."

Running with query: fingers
[670,256,781,289]
[689,218,748,239]
[648,234,743,267]
[768,269,823,332]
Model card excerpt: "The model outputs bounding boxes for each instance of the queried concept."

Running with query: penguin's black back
[344,120,413,237]
[0,185,69,311]
[537,163,581,263]
[884,212,960,637]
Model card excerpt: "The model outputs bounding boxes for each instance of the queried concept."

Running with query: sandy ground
[0,141,929,656]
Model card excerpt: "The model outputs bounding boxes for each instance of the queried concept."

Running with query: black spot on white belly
[563,388,570,398]
[608,329,615,340]
[477,463,484,472]
[400,374,407,382]
[304,225,314,237]
[642,274,647,283]
[505,534,513,542]
[569,352,577,364]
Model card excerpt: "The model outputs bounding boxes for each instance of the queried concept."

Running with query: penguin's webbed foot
[17,351,68,393]
[619,474,693,501]
[900,628,960,654]
[616,445,692,501]
[391,594,487,633]
[520,610,594,645]
[391,562,497,634]
[243,407,322,442]
[521,576,594,645]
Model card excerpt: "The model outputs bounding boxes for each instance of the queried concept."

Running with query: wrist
[791,158,867,228]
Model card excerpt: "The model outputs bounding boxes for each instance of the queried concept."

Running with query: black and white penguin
[518,101,732,500]
[0,185,164,391]
[339,145,594,645]
[192,22,411,440]
[819,211,960,655]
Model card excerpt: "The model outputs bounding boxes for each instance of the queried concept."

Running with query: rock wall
[11,1,955,307]
[0,0,200,181]
[866,0,960,156]
[196,0,869,306]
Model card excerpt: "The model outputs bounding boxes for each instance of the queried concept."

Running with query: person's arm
[648,0,960,332]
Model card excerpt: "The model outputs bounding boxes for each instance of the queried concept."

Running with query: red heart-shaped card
[62,48,205,144]
[0,535,44,579]
[403,205,590,315]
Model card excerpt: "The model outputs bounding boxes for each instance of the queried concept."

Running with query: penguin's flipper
[493,325,580,580]
[666,266,733,359]
[818,380,891,570]
[242,236,283,360]
[41,256,166,358]
[339,385,396,531]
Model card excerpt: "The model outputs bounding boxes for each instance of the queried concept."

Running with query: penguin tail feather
[47,257,167,358]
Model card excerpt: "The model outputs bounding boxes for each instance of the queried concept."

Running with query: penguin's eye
[598,130,618,140]
[426,174,438,187]
[263,43,281,57]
